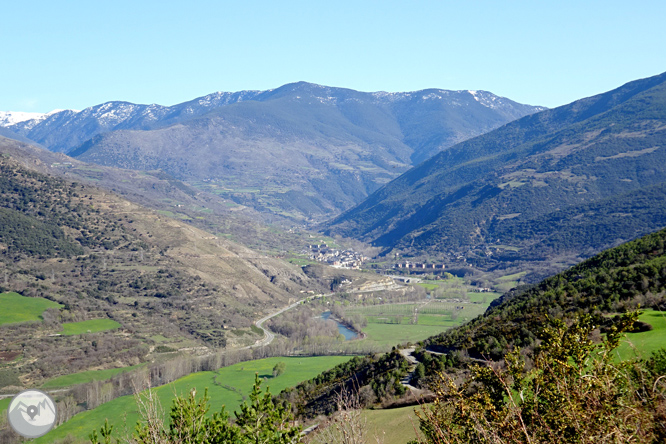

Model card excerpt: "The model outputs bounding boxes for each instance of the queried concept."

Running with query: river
[320,311,358,340]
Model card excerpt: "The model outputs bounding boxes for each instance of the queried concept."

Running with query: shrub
[90,374,301,444]
[412,312,666,443]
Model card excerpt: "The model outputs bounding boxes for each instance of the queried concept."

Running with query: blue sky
[3,0,665,113]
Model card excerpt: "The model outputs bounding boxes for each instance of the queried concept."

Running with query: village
[305,243,366,269]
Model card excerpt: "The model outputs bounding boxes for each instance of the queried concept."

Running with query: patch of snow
[422,93,442,101]
[371,91,412,102]
[0,111,46,127]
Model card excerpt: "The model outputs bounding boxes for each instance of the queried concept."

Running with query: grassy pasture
[363,405,422,444]
[348,302,487,321]
[615,309,666,361]
[61,319,122,335]
[468,291,502,303]
[315,404,422,444]
[416,315,459,327]
[347,304,417,316]
[361,323,447,348]
[495,281,520,292]
[34,356,351,443]
[418,282,439,291]
[498,272,526,281]
[42,364,145,389]
[346,301,490,348]
[0,292,62,326]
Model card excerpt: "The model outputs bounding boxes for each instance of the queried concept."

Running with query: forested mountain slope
[326,72,666,264]
[0,136,310,253]
[421,224,666,360]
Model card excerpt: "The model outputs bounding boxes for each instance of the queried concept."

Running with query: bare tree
[307,384,384,444]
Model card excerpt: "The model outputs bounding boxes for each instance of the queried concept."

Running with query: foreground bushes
[90,375,301,444]
[413,312,666,444]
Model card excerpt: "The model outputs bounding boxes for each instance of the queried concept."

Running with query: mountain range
[326,71,666,269]
[1,83,544,219]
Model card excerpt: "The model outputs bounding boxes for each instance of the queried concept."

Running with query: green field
[416,314,459,327]
[61,319,122,335]
[0,292,63,325]
[363,405,423,444]
[347,304,418,316]
[346,302,488,348]
[0,397,11,430]
[418,282,439,291]
[35,356,352,443]
[498,271,527,281]
[361,323,447,348]
[615,309,666,360]
[42,365,145,389]
[313,404,422,444]
[468,291,502,303]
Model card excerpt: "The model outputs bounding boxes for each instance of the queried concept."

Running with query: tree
[235,374,302,444]
[273,361,287,377]
[90,374,300,444]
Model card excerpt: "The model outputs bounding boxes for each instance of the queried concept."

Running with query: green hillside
[32,356,351,443]
[419,225,666,361]
[326,72,666,268]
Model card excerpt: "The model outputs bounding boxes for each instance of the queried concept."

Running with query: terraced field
[0,292,62,326]
[61,319,122,335]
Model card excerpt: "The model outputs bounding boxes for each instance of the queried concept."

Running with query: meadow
[33,356,351,443]
[0,292,62,326]
[346,299,490,348]
[615,309,666,361]
[42,364,145,389]
[61,319,122,335]
[361,323,448,348]
[363,405,422,444]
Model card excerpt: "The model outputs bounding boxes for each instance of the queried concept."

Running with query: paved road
[399,347,420,390]
[0,388,69,400]
[247,293,330,349]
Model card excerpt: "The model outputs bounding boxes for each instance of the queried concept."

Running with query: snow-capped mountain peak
[0,111,46,127]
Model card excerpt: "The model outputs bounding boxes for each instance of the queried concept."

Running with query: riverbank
[321,311,367,341]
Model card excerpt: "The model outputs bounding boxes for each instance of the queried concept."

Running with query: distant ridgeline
[418,225,666,362]
[326,71,666,266]
[1,83,543,219]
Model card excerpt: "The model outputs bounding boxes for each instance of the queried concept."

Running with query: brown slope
[0,136,324,384]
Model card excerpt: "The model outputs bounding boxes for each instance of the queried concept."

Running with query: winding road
[248,293,329,349]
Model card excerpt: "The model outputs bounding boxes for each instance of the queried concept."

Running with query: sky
[2,0,665,113]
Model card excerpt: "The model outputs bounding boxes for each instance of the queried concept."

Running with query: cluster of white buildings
[307,243,366,269]
[394,262,445,270]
